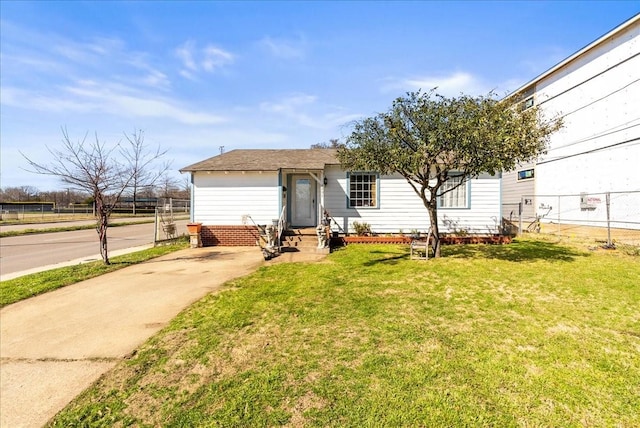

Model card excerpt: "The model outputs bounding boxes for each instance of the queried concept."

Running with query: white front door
[291,175,316,227]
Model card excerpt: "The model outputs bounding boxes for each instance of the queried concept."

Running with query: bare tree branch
[120,130,171,215]
[21,128,168,264]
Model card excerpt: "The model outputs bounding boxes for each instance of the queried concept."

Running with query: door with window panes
[291,175,317,226]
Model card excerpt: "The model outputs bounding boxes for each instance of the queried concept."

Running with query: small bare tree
[22,128,163,264]
[121,130,170,215]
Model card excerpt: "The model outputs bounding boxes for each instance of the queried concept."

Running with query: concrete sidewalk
[0,246,265,428]
[0,245,155,281]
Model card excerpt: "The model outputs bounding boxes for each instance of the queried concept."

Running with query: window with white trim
[439,174,468,208]
[348,172,378,208]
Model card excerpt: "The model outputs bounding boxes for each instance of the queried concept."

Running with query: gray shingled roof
[180,149,339,172]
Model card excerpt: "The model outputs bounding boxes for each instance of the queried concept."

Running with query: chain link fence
[502,190,640,247]
[0,203,93,220]
[154,198,190,243]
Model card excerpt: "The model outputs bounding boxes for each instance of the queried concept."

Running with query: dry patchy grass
[50,238,640,427]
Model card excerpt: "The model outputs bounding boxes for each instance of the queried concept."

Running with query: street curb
[0,245,154,281]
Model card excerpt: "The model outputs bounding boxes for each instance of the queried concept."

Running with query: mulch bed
[334,234,513,246]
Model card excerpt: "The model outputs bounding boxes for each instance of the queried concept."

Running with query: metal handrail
[322,207,345,234]
[276,205,286,251]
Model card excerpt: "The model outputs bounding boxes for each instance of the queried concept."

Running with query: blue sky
[1,1,638,191]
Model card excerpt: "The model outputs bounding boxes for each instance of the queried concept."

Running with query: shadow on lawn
[364,253,407,266]
[442,239,589,262]
[356,240,589,265]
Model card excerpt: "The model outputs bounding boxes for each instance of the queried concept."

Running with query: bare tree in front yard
[22,128,165,264]
[121,130,170,215]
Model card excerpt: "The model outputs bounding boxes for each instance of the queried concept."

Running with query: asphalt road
[0,216,160,232]
[0,219,189,279]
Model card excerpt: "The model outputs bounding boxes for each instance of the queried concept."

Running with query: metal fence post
[557,195,561,235]
[518,198,523,236]
[153,207,158,246]
[606,192,611,247]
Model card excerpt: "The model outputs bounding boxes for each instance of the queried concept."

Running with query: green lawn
[49,238,639,427]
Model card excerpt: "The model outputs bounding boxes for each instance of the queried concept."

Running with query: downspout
[278,169,283,221]
[320,170,325,225]
[190,172,195,223]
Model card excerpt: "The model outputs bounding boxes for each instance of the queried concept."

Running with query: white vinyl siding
[190,165,501,234]
[192,171,280,225]
[324,165,501,235]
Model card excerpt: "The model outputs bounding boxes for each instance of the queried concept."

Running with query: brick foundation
[201,225,260,246]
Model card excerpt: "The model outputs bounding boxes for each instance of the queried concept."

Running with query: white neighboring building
[503,14,640,231]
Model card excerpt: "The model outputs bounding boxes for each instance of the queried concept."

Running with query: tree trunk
[426,198,442,258]
[416,188,442,258]
[98,214,109,265]
[94,196,111,265]
[132,190,137,216]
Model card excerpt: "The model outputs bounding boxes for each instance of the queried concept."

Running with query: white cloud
[175,41,198,71]
[1,86,94,112]
[1,81,227,125]
[382,71,493,97]
[1,51,69,75]
[1,22,172,93]
[259,36,307,60]
[202,45,234,71]
[260,93,317,113]
[52,36,126,67]
[259,93,362,130]
[260,93,318,127]
[124,53,172,90]
[179,69,195,80]
[142,70,171,89]
[65,81,227,125]
[86,37,124,56]
[175,41,234,78]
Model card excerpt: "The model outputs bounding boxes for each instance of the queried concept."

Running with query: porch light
[323,177,328,186]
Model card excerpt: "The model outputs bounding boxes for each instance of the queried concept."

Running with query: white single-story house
[180,149,502,246]
[502,14,640,231]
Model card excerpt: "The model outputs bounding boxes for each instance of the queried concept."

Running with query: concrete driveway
[0,246,265,428]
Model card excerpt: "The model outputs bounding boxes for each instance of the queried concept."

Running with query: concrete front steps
[280,228,330,254]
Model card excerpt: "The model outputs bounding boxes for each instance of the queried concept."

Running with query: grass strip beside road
[0,241,189,307]
[49,238,640,427]
[0,220,156,238]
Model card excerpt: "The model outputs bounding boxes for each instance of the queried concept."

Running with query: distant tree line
[0,186,90,205]
[0,178,190,206]
[310,138,343,149]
